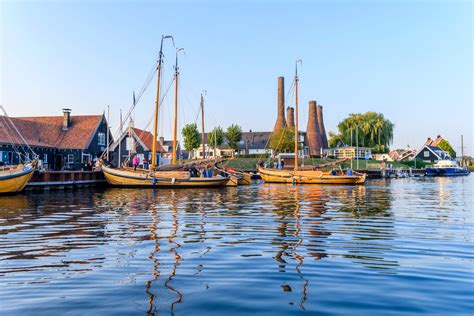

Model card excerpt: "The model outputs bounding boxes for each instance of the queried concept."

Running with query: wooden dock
[26,170,106,190]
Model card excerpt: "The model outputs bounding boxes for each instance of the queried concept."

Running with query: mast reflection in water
[1,176,473,315]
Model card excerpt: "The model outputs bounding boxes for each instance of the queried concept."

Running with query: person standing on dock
[133,155,140,171]
[143,157,148,170]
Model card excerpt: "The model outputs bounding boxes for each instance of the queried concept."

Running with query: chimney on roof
[273,76,287,131]
[286,106,295,127]
[306,100,324,156]
[159,136,164,145]
[316,105,328,148]
[62,108,71,130]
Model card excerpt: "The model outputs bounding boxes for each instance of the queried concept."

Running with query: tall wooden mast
[294,60,301,171]
[151,35,174,170]
[200,92,206,160]
[172,48,184,164]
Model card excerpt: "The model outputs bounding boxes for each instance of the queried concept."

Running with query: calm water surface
[1,177,473,315]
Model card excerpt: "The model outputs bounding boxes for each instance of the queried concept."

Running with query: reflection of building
[0,109,110,170]
[322,146,372,159]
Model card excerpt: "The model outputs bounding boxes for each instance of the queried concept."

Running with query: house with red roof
[0,109,110,170]
[109,126,165,168]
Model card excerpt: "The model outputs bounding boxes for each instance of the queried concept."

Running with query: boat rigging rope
[0,106,38,161]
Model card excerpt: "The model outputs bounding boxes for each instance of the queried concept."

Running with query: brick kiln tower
[306,100,324,156]
[273,76,287,131]
[316,105,328,148]
[286,106,295,127]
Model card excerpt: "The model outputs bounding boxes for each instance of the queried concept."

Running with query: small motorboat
[425,160,470,177]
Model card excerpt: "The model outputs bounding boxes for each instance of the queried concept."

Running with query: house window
[81,153,91,163]
[43,153,48,163]
[424,150,429,158]
[67,154,75,164]
[126,137,134,151]
[98,133,106,146]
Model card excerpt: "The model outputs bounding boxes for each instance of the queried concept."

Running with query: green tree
[208,126,225,158]
[268,127,295,153]
[437,139,456,158]
[225,124,242,154]
[182,123,201,158]
[328,112,394,153]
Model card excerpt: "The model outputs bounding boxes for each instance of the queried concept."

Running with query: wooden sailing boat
[101,36,228,188]
[0,162,37,194]
[257,62,366,185]
[0,106,38,193]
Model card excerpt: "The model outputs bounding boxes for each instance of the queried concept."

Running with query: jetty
[26,170,105,190]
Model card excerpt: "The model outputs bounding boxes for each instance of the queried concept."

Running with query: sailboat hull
[101,165,229,188]
[0,165,35,193]
[257,166,366,185]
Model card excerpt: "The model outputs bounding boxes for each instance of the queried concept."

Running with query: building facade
[0,109,110,170]
[109,127,165,168]
[322,146,372,160]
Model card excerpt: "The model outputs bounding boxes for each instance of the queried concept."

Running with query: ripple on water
[0,176,473,315]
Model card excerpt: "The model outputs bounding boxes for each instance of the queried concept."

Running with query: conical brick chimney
[316,105,328,148]
[306,100,324,156]
[286,106,295,127]
[273,76,287,131]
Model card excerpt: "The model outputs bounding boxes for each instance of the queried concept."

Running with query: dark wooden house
[0,109,110,170]
[109,127,165,168]
[413,145,450,162]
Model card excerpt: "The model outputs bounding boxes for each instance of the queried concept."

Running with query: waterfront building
[0,109,110,170]
[373,153,393,161]
[158,137,182,161]
[109,127,165,168]
[322,146,372,159]
[237,131,274,156]
[413,144,450,163]
[389,148,416,161]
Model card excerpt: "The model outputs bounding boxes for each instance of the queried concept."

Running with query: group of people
[263,159,286,170]
[132,155,149,170]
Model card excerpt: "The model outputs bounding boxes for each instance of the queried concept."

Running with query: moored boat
[257,164,366,184]
[100,35,229,188]
[101,163,228,187]
[425,160,470,177]
[0,162,37,194]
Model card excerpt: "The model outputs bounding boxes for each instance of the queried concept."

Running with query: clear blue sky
[1,0,472,155]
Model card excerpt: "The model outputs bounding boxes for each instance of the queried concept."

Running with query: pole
[461,134,464,166]
[106,105,110,161]
[294,60,301,172]
[172,49,183,164]
[151,35,174,170]
[118,109,122,167]
[201,93,206,160]
[350,127,353,170]
[356,126,359,170]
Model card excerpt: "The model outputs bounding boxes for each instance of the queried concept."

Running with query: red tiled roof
[0,115,103,149]
[132,127,165,153]
[431,135,444,147]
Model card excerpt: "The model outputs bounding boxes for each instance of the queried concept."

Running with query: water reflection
[1,176,472,315]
